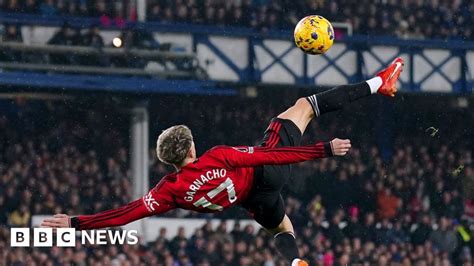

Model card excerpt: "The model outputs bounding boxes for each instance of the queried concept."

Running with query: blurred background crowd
[0,92,472,265]
[0,1,472,266]
[1,0,474,40]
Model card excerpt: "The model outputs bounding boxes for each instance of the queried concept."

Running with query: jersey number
[193,178,237,211]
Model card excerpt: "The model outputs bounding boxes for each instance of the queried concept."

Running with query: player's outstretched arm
[40,214,70,228]
[41,186,175,230]
[211,138,351,168]
[41,199,152,230]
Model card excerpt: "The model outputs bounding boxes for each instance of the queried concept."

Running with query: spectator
[375,218,393,245]
[463,199,474,222]
[161,6,174,23]
[39,0,56,16]
[189,6,202,24]
[231,6,245,27]
[2,23,22,42]
[429,216,459,255]
[360,212,377,243]
[47,23,80,64]
[80,24,108,66]
[377,187,401,219]
[81,24,104,48]
[204,6,215,25]
[0,24,23,61]
[48,22,79,46]
[175,3,189,23]
[148,4,161,22]
[56,0,66,15]
[325,210,345,246]
[112,1,127,27]
[92,0,110,17]
[215,6,226,26]
[4,0,21,12]
[412,214,433,246]
[388,220,408,244]
[8,204,30,227]
[65,0,77,16]
[77,1,89,17]
[343,206,364,240]
[23,0,38,13]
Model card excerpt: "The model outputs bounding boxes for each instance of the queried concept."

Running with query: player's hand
[330,138,351,156]
[40,214,71,228]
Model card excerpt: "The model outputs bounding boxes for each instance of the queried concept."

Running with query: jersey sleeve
[207,142,333,168]
[70,179,175,230]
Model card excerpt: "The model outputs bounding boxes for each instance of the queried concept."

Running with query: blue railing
[1,12,473,94]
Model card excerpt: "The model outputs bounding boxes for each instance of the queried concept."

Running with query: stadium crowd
[0,95,473,265]
[1,0,474,40]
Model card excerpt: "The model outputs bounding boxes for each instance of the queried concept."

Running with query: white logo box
[11,228,75,247]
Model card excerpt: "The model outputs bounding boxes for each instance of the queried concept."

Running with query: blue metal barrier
[0,71,236,95]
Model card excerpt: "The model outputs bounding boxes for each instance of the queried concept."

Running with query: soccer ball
[294,15,334,55]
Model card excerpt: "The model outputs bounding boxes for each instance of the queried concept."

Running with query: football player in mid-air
[42,57,404,265]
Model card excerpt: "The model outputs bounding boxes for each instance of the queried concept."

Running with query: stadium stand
[1,0,473,39]
[0,93,472,265]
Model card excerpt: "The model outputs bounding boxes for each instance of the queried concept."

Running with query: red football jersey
[71,143,331,230]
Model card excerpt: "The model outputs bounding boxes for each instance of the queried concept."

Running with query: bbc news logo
[11,228,139,247]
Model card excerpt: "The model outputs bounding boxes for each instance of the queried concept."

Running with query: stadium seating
[1,0,473,39]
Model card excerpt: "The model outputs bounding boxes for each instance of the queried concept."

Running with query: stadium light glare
[112,37,123,48]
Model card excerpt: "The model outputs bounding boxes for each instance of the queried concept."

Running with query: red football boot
[376,57,405,97]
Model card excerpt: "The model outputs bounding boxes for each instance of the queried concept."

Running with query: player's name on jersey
[184,168,228,202]
[10,228,139,247]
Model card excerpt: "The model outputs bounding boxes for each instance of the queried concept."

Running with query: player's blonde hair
[156,125,193,165]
